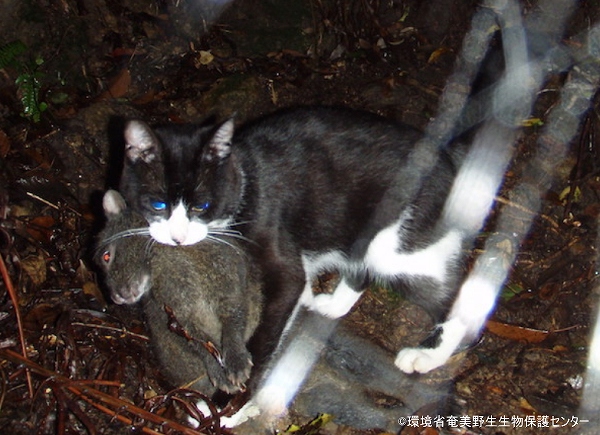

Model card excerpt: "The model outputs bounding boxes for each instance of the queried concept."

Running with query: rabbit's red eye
[102,251,111,263]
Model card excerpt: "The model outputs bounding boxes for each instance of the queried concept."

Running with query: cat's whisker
[143,237,155,257]
[206,235,244,256]
[112,227,150,241]
[208,229,257,246]
[211,229,243,239]
[209,225,242,234]
[225,219,254,228]
[96,227,151,251]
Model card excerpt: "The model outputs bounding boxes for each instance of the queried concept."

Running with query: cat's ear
[203,119,234,163]
[103,190,127,217]
[124,120,160,164]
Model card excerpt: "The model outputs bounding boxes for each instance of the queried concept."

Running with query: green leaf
[1,41,49,123]
[17,70,47,123]
[500,281,525,301]
[0,40,27,69]
[284,413,334,434]
[50,91,69,104]
[558,185,582,203]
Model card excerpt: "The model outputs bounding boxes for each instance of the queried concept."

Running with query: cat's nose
[168,204,190,244]
[170,220,190,244]
[168,221,189,244]
[171,230,188,245]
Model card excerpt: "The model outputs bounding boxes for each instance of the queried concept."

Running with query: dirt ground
[1,0,599,434]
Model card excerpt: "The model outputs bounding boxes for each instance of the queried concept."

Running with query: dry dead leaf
[82,281,107,307]
[0,130,10,158]
[428,47,451,63]
[23,303,63,330]
[96,68,131,101]
[24,215,55,244]
[131,89,166,105]
[485,319,549,344]
[519,397,537,413]
[486,385,506,395]
[110,47,142,58]
[198,50,214,65]
[20,253,47,288]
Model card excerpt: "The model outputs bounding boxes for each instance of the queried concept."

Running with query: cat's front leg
[248,253,307,367]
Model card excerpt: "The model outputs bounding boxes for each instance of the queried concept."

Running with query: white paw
[220,400,261,428]
[187,399,261,429]
[186,399,210,428]
[308,293,353,318]
[395,347,448,374]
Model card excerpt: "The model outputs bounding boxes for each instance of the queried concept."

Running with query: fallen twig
[0,254,34,398]
[25,191,60,210]
[495,195,560,229]
[0,348,214,435]
[70,321,151,342]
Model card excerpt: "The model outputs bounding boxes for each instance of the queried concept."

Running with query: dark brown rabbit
[95,189,262,393]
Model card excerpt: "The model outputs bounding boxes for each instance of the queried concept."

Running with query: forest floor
[1,0,600,434]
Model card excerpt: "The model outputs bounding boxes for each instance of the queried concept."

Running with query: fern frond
[1,41,48,122]
[16,71,47,123]
[0,40,27,70]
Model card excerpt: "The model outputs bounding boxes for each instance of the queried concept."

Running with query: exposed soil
[1,1,599,435]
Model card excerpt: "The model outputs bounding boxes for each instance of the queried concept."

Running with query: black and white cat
[96,189,446,431]
[119,106,468,374]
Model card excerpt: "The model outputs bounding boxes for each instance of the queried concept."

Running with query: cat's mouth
[149,216,236,246]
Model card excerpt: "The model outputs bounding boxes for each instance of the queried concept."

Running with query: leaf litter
[0,1,599,434]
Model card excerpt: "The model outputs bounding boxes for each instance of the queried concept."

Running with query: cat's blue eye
[151,200,167,211]
[192,201,210,213]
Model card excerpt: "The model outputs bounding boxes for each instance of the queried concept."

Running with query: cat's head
[95,189,152,305]
[119,118,240,246]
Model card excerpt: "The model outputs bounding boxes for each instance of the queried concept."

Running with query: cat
[95,189,262,393]
[118,106,468,375]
